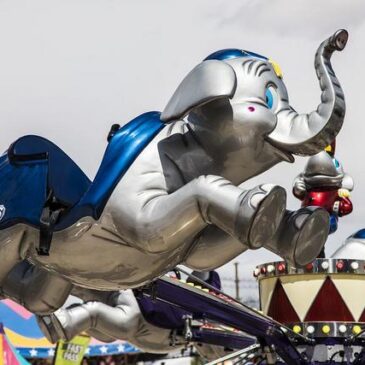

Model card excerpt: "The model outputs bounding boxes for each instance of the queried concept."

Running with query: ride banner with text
[54,335,90,365]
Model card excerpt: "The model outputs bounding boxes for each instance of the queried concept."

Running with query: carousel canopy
[0,323,30,365]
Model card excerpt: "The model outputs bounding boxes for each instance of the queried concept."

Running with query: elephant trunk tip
[328,29,348,52]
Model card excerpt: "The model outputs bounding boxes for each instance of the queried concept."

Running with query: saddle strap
[38,190,65,255]
[38,207,61,256]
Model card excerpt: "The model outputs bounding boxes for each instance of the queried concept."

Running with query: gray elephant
[36,271,247,360]
[36,289,241,360]
[39,288,181,354]
[0,29,348,314]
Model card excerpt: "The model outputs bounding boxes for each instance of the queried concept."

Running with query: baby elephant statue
[293,143,354,258]
[293,142,353,256]
[0,29,348,314]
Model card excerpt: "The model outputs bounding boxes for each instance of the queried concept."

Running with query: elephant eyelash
[255,63,271,77]
[258,68,271,77]
[241,59,272,82]
[241,59,256,74]
[241,59,269,76]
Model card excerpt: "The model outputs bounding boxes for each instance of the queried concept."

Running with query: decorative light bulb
[336,260,345,271]
[339,325,347,334]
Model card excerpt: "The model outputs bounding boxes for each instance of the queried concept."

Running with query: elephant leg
[2,261,72,314]
[129,175,286,254]
[86,328,115,343]
[0,226,28,284]
[265,207,329,267]
[184,226,248,271]
[38,290,141,343]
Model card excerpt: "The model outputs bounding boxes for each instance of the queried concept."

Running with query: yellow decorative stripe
[4,328,54,348]
[269,59,283,79]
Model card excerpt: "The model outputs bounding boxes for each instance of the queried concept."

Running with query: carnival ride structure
[0,27,359,364]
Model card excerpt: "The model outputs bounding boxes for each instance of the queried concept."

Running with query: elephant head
[302,151,344,189]
[161,29,348,181]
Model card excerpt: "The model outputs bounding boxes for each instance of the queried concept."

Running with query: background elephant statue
[36,270,250,361]
[332,229,365,259]
[293,142,353,257]
[0,29,349,315]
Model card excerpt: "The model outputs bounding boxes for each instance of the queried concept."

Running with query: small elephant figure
[293,144,353,235]
[0,29,349,314]
[293,146,353,258]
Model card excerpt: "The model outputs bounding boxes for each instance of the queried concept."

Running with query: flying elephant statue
[35,270,252,360]
[0,29,348,314]
[36,271,221,348]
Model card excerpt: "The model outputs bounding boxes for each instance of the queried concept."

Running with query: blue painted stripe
[204,49,268,61]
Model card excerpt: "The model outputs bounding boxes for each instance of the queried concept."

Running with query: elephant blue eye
[265,88,274,109]
[333,158,340,169]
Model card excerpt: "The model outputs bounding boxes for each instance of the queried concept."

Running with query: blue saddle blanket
[0,111,164,231]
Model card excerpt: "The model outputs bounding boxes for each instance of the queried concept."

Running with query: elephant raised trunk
[268,29,348,156]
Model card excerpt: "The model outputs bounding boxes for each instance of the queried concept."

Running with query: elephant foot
[240,184,286,249]
[37,310,69,343]
[291,207,329,266]
[267,207,329,267]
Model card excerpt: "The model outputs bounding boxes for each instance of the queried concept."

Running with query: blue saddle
[0,111,164,253]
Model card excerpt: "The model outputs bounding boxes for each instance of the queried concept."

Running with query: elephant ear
[161,60,237,122]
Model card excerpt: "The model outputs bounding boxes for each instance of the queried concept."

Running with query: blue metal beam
[141,277,309,365]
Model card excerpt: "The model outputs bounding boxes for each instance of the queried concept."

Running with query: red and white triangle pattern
[261,274,365,323]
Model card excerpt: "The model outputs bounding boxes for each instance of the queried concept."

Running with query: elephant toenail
[250,193,264,209]
[295,214,308,229]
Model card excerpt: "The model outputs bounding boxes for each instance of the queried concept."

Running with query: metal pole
[234,262,240,301]
[205,344,261,365]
